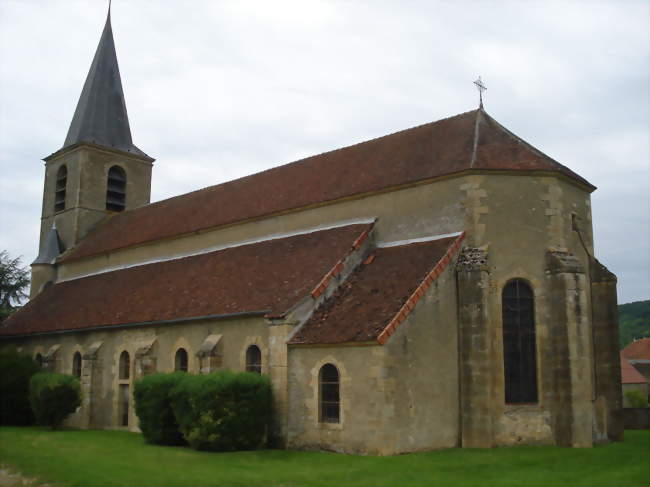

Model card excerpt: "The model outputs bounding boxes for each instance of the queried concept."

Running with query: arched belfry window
[175,348,188,372]
[502,279,538,404]
[119,351,130,380]
[106,166,126,212]
[245,345,262,374]
[54,165,67,212]
[319,363,340,423]
[72,352,82,378]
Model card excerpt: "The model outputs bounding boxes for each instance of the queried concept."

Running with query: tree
[0,251,30,322]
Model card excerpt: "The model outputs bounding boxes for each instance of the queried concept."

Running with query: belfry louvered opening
[502,279,538,404]
[54,165,67,212]
[106,166,126,212]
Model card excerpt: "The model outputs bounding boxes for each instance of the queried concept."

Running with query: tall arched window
[119,351,130,380]
[106,166,126,212]
[502,279,538,404]
[35,353,43,368]
[72,352,82,378]
[175,348,188,372]
[319,363,340,423]
[54,165,67,212]
[245,345,262,374]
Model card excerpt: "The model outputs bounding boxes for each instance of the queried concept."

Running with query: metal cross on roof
[473,76,487,109]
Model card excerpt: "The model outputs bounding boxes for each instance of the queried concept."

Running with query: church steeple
[63,9,146,156]
[33,7,154,298]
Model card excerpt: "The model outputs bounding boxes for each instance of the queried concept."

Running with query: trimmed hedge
[169,371,272,451]
[0,350,40,425]
[29,372,81,429]
[625,390,649,408]
[134,372,186,445]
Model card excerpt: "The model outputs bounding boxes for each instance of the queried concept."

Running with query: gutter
[0,310,270,340]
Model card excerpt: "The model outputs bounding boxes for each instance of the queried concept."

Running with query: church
[0,11,623,454]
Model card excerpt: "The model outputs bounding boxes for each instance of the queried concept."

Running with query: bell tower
[32,9,154,297]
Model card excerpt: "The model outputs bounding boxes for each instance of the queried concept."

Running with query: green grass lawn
[1,428,648,487]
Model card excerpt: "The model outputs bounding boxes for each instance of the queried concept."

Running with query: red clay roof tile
[622,337,650,361]
[1,224,372,337]
[61,109,592,263]
[621,352,648,384]
[288,235,461,345]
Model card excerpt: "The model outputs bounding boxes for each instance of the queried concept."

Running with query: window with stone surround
[72,351,82,378]
[245,345,262,374]
[106,166,126,212]
[119,350,130,380]
[175,348,188,372]
[502,279,538,404]
[54,165,67,212]
[319,363,340,423]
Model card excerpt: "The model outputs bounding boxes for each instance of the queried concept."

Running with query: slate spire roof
[62,10,146,156]
[32,224,62,265]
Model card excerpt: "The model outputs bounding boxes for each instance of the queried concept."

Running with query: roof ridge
[64,110,479,247]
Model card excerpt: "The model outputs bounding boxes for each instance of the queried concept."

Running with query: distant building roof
[60,109,593,263]
[622,337,650,361]
[621,352,648,384]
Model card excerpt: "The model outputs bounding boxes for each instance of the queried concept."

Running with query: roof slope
[1,224,371,337]
[289,235,460,345]
[621,352,648,384]
[622,337,650,360]
[62,109,592,263]
[62,11,146,157]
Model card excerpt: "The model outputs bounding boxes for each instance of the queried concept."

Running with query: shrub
[0,350,40,425]
[624,389,649,408]
[134,372,186,445]
[170,371,272,451]
[29,372,81,429]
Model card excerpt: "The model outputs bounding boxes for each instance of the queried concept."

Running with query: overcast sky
[0,0,648,304]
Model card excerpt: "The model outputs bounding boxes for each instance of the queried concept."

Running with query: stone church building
[0,12,623,454]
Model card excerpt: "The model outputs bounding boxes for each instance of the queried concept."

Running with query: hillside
[619,300,650,349]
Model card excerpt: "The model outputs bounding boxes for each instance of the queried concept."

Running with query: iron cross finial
[473,76,487,109]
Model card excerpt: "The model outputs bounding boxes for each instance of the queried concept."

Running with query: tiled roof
[622,337,650,360]
[288,234,463,345]
[1,224,372,337]
[621,352,647,384]
[61,109,592,263]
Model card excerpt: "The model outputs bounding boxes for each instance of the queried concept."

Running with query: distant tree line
[619,300,650,349]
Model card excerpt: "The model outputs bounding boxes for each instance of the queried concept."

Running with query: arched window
[35,353,43,368]
[106,166,126,212]
[119,351,130,380]
[54,165,67,212]
[175,348,188,372]
[72,352,82,378]
[245,345,262,374]
[502,279,538,404]
[319,363,340,423]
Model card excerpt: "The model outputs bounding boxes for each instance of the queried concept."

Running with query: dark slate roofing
[289,235,461,345]
[621,353,647,384]
[62,11,147,157]
[61,109,593,263]
[32,225,62,265]
[1,223,371,337]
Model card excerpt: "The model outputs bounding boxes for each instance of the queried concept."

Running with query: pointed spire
[63,8,146,156]
[33,224,62,265]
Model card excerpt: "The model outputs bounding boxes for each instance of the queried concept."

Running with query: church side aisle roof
[0,223,371,337]
[289,234,461,345]
[61,109,593,263]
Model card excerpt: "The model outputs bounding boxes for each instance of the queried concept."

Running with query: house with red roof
[0,10,623,453]
[620,352,648,407]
